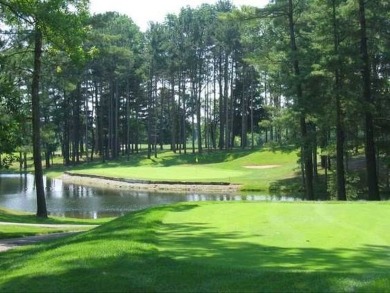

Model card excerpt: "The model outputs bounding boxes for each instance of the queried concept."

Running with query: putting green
[74,165,246,182]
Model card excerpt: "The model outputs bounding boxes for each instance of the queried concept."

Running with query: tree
[0,0,89,217]
[87,12,143,160]
[331,0,347,201]
[358,0,380,201]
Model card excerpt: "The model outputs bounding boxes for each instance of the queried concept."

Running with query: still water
[0,174,298,218]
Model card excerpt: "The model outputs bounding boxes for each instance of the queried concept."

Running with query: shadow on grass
[63,149,265,171]
[0,211,94,225]
[0,204,388,292]
[269,173,333,200]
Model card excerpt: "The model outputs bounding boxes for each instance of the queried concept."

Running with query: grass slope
[0,208,111,225]
[0,208,111,239]
[66,149,298,191]
[0,202,388,292]
[0,225,90,240]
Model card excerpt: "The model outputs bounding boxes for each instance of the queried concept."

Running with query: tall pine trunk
[358,0,380,200]
[32,26,47,218]
[332,0,346,201]
[218,52,225,149]
[170,75,177,152]
[197,63,203,154]
[288,0,314,200]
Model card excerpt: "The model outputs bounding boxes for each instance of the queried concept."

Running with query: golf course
[2,0,390,291]
[0,149,389,292]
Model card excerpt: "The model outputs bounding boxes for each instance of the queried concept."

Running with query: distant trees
[1,0,390,202]
[140,2,262,156]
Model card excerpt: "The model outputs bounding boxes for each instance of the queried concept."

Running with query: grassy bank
[0,208,112,225]
[0,202,388,292]
[0,224,91,240]
[62,148,298,192]
[0,208,112,239]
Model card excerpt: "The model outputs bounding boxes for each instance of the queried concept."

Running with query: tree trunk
[359,0,380,201]
[288,0,314,200]
[73,83,81,164]
[32,26,47,218]
[85,81,89,162]
[153,77,158,159]
[212,58,217,149]
[114,81,119,159]
[147,74,153,159]
[224,54,230,149]
[197,65,203,154]
[170,75,176,152]
[182,74,187,154]
[241,67,248,149]
[332,0,347,201]
[191,79,196,154]
[229,59,235,149]
[250,87,254,149]
[45,145,50,169]
[218,52,225,149]
[125,80,130,159]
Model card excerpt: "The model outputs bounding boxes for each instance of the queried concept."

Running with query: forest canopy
[1,0,389,202]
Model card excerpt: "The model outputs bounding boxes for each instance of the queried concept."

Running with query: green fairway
[65,149,298,191]
[0,202,388,292]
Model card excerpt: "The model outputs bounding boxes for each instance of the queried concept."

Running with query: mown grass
[64,148,298,192]
[0,202,388,292]
[0,208,112,239]
[0,208,112,225]
[0,225,91,240]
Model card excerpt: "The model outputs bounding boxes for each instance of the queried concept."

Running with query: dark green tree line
[2,0,390,204]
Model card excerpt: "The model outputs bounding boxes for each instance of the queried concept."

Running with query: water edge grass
[0,208,112,239]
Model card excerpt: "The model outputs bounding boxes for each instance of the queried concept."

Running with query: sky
[89,0,269,31]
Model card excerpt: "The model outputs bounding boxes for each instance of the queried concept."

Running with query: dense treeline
[1,0,390,208]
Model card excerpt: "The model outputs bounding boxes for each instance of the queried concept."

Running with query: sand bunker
[244,165,280,169]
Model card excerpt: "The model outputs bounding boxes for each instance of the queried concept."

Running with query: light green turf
[0,208,112,239]
[0,208,112,225]
[159,202,390,273]
[67,149,298,191]
[75,165,247,181]
[0,202,388,292]
[0,224,93,239]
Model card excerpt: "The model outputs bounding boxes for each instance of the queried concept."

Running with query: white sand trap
[244,165,280,169]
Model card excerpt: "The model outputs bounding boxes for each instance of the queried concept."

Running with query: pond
[0,173,299,218]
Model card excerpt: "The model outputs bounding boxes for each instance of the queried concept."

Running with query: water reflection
[0,174,300,219]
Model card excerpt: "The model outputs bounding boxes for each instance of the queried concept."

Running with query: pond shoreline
[62,172,241,193]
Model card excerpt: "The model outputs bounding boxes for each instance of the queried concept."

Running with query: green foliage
[327,171,362,201]
[0,83,24,166]
[0,154,18,170]
[1,0,390,199]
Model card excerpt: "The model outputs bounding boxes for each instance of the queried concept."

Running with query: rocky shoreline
[62,172,241,193]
